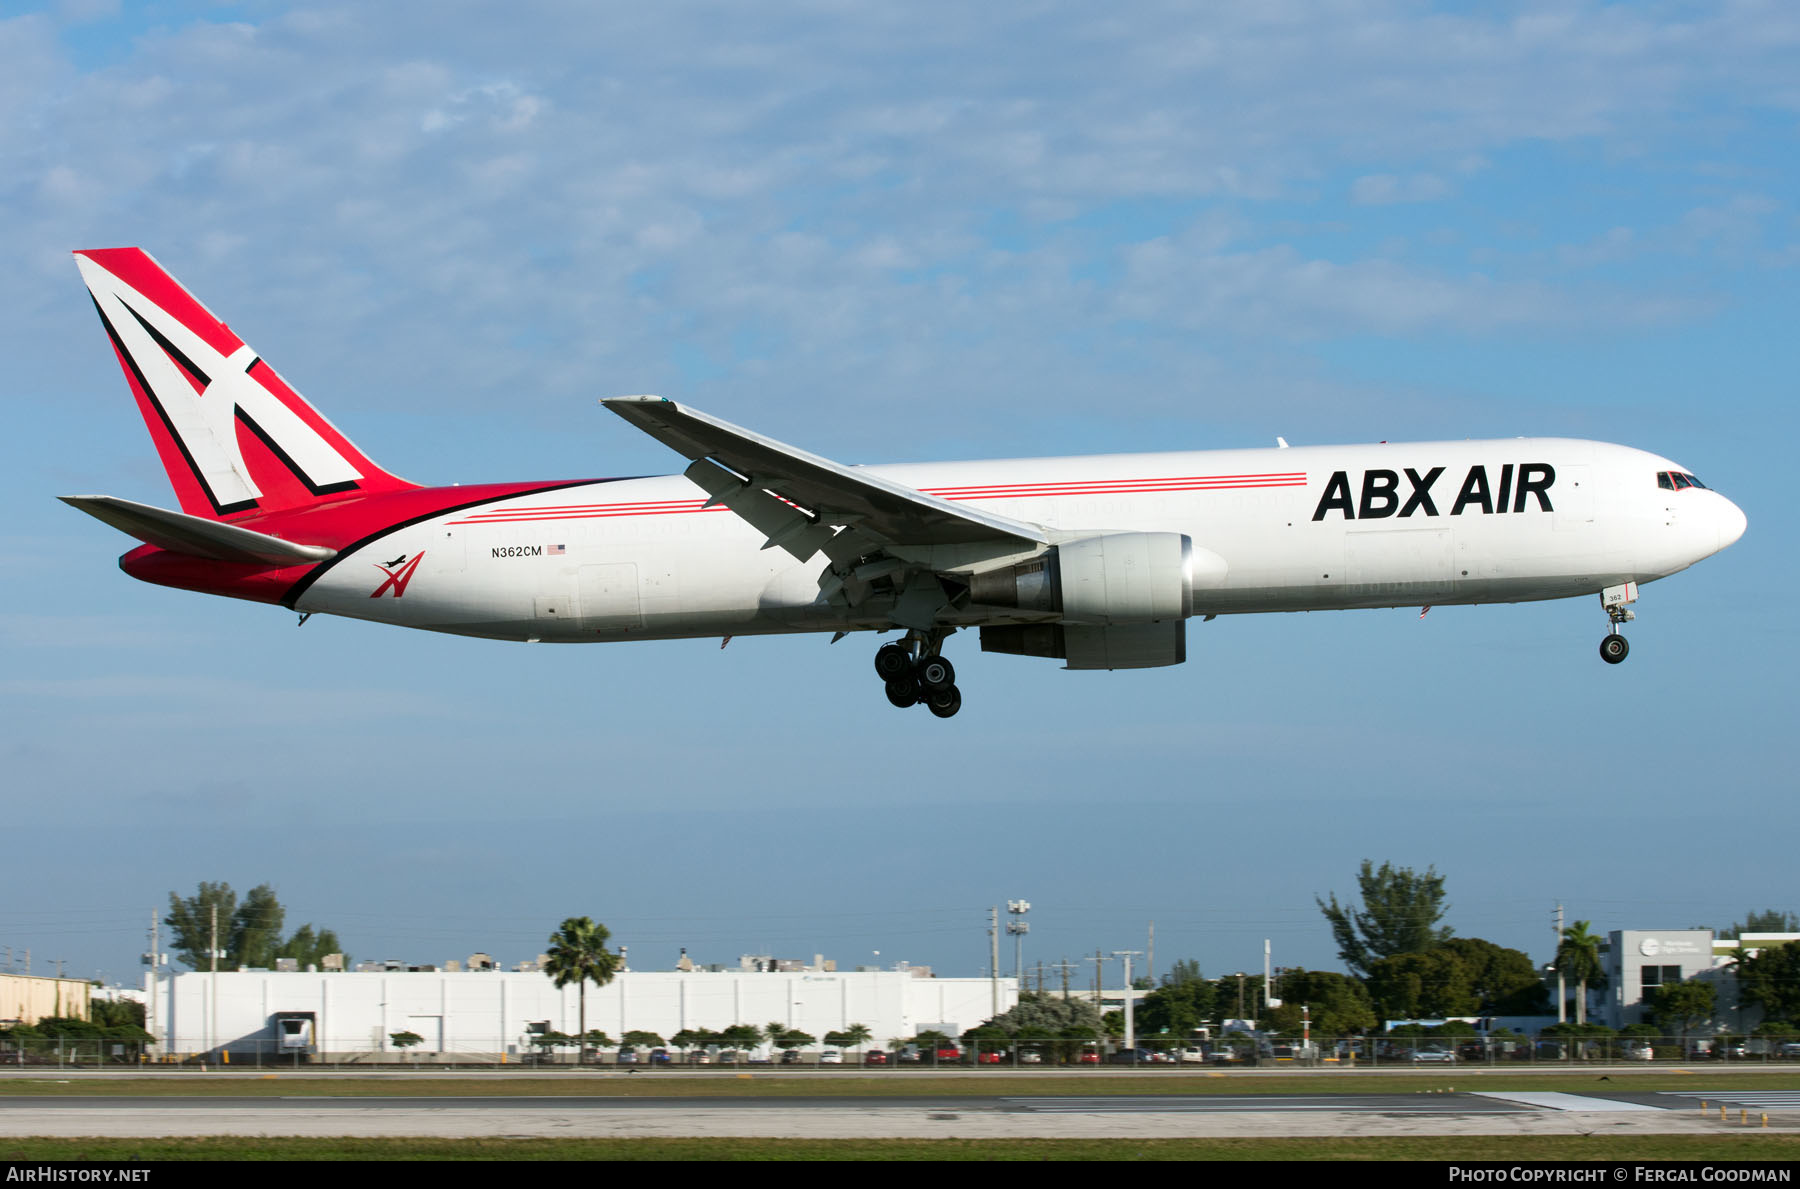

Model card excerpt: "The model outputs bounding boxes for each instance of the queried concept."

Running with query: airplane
[62,248,1746,719]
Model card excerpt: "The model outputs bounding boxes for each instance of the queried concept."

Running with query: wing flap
[603,396,1049,550]
[60,495,337,564]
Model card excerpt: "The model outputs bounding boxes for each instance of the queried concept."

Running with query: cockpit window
[1657,471,1711,492]
[1658,472,1674,490]
[1684,473,1708,490]
[1671,472,1692,490]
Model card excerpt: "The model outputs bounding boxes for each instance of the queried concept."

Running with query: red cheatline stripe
[444,474,1310,524]
[925,473,1304,495]
[448,506,725,525]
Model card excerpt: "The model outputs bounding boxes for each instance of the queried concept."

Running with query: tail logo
[370,553,426,598]
[77,252,367,516]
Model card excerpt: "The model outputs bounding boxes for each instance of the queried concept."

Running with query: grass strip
[4,1135,1800,1161]
[5,1071,1798,1098]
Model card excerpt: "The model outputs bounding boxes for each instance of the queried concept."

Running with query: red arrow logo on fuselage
[370,552,426,598]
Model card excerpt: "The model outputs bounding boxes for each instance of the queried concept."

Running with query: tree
[1553,921,1607,1025]
[1136,976,1216,1039]
[970,990,1102,1036]
[1316,861,1453,978]
[824,1023,873,1056]
[1734,941,1800,1025]
[1646,980,1715,1041]
[1724,910,1800,938]
[166,882,346,971]
[542,917,620,1055]
[1261,969,1376,1039]
[1162,959,1205,987]
[1440,938,1551,1015]
[1364,950,1477,1019]
[274,924,348,971]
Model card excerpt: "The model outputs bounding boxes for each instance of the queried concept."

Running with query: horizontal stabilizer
[59,495,337,564]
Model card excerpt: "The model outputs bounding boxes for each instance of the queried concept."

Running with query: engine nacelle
[966,532,1195,625]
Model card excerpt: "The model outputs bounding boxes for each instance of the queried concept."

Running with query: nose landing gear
[1598,581,1638,665]
[873,629,962,717]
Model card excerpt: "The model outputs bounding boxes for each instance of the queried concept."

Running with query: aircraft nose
[1717,496,1747,552]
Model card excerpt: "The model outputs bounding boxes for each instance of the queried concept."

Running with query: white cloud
[1350,173,1452,205]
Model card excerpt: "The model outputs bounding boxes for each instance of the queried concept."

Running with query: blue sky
[1,1,1793,991]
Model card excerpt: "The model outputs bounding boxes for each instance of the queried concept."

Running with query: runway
[4,1090,1793,1139]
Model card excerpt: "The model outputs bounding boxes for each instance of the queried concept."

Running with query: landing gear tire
[926,684,962,719]
[885,679,921,708]
[1600,634,1630,665]
[917,655,956,691]
[874,643,913,682]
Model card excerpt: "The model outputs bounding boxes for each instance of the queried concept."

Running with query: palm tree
[1555,921,1607,1026]
[542,917,620,1061]
[838,1022,873,1061]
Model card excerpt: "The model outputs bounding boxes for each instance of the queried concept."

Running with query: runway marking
[1659,1091,1800,1110]
[1472,1092,1660,1112]
[1001,1096,1532,1115]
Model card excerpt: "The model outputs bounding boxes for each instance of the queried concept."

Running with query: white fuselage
[296,437,1744,643]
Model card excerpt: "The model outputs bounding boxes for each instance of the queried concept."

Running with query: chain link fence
[8,1034,1799,1069]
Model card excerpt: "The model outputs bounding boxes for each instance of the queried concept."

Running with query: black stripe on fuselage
[278,479,611,611]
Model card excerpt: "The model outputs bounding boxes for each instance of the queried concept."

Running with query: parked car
[686,1050,712,1065]
[1622,1044,1655,1061]
[864,1050,889,1066]
[649,1048,672,1064]
[1179,1047,1208,1064]
[615,1047,639,1065]
[1778,1043,1800,1059]
[819,1049,843,1065]
[1019,1050,1044,1064]
[1410,1047,1457,1064]
[1210,1049,1241,1065]
[977,1050,1003,1064]
[934,1046,962,1062]
[779,1049,802,1065]
[1078,1049,1101,1064]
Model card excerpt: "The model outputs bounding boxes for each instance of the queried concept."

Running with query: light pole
[1113,951,1142,1054]
[1007,900,1030,981]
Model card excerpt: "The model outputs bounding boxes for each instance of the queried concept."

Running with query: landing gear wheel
[1599,634,1630,664]
[874,643,913,682]
[885,679,921,708]
[917,655,956,691]
[926,684,962,718]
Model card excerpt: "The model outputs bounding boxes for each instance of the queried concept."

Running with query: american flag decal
[549,543,566,555]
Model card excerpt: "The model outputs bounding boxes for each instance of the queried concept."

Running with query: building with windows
[1599,929,1715,1029]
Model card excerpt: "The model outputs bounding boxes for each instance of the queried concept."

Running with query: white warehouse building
[149,967,1017,1061]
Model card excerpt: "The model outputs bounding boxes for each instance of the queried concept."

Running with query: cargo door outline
[580,563,643,632]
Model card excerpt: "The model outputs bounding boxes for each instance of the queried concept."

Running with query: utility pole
[1052,958,1076,999]
[145,909,159,1049]
[1554,903,1566,1025]
[1147,921,1155,987]
[210,903,219,1058]
[988,907,1000,1018]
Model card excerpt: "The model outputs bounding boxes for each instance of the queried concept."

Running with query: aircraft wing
[602,396,1049,552]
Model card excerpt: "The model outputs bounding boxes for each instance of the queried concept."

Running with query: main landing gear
[874,629,962,718]
[1598,581,1638,665]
